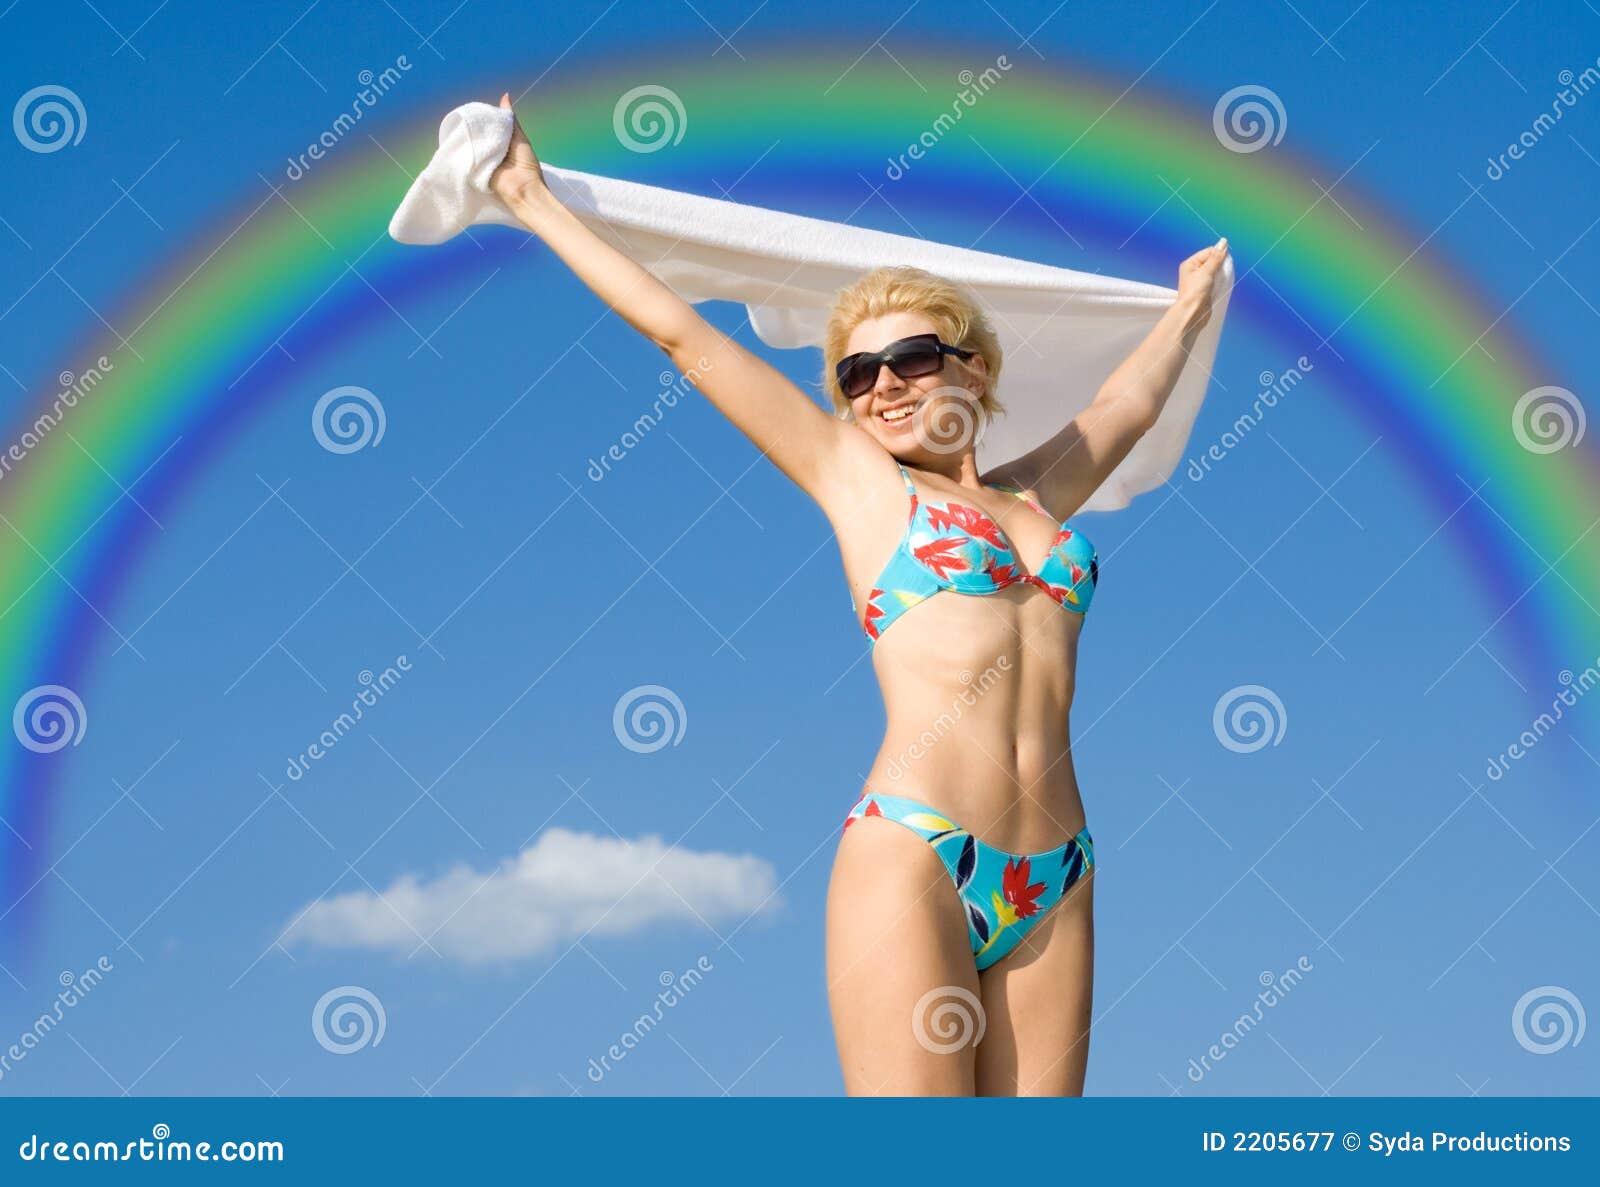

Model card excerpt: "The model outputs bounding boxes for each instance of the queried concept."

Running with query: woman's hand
[1176,237,1229,330]
[489,92,548,206]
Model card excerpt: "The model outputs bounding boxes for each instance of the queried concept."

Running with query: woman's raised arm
[985,239,1230,519]
[489,95,870,506]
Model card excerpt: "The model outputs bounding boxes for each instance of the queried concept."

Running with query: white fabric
[390,101,1234,511]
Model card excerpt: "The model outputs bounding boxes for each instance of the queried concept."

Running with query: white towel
[390,102,1233,511]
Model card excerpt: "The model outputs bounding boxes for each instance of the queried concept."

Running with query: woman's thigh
[825,817,983,1096]
[975,872,1095,1096]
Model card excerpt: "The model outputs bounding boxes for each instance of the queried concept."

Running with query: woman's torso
[833,456,1095,853]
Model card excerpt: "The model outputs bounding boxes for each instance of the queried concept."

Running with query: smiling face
[842,312,988,461]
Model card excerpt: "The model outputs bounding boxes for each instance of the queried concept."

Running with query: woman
[487,94,1229,1096]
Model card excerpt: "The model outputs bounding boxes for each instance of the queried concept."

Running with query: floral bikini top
[856,462,1099,643]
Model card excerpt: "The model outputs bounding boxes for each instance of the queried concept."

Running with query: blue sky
[0,0,1596,1096]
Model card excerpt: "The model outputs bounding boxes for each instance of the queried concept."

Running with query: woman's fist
[1176,238,1229,330]
[489,92,547,205]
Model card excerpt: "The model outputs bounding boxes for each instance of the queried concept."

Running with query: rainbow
[1,49,1594,944]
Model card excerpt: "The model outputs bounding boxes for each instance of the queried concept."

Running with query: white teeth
[881,405,915,422]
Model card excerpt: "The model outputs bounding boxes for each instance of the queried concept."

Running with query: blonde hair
[821,266,1005,423]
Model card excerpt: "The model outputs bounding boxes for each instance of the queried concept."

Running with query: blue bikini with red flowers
[842,465,1099,967]
[843,791,1094,970]
[857,462,1099,642]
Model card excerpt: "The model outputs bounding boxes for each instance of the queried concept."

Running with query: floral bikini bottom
[843,791,1095,971]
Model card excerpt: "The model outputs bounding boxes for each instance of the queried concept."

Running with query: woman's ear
[964,351,990,400]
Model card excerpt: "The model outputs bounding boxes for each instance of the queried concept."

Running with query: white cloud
[281,827,779,963]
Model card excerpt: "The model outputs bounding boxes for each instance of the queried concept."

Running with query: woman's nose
[873,363,904,394]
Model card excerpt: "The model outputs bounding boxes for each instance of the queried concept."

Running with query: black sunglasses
[835,333,975,400]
